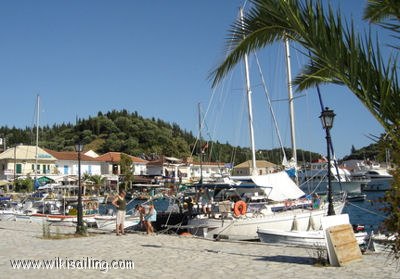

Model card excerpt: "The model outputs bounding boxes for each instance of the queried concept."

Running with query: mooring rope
[346,201,388,220]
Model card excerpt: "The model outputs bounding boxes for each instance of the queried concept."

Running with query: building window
[112,164,119,175]
[16,164,22,174]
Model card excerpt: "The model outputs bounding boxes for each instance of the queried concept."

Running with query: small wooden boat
[257,228,368,248]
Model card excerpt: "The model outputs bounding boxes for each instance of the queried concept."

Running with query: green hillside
[0,109,321,165]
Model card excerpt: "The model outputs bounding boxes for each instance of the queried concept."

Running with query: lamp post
[319,107,336,216]
[75,142,85,235]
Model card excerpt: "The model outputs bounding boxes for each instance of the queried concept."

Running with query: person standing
[112,189,127,236]
[136,203,157,235]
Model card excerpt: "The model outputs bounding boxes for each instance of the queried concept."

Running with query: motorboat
[361,168,393,191]
[298,160,367,195]
[345,160,393,191]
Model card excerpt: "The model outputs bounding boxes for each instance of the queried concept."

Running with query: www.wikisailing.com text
[10,257,134,273]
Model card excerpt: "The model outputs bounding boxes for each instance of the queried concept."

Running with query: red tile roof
[43,148,98,161]
[96,152,148,164]
[190,161,227,166]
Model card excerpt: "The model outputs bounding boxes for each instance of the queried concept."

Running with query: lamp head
[319,107,336,130]
[74,142,84,152]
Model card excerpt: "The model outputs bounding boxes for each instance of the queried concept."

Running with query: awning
[0,180,10,186]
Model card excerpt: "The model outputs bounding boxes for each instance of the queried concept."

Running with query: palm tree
[210,0,399,259]
[88,174,106,195]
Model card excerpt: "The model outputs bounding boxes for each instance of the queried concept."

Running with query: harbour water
[99,196,173,215]
[343,191,387,233]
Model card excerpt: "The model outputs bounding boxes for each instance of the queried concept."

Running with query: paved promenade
[0,220,398,279]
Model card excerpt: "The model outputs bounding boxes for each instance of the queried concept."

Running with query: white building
[0,145,57,180]
[182,161,232,183]
[96,152,148,176]
[232,160,278,176]
[146,156,182,179]
[44,148,102,176]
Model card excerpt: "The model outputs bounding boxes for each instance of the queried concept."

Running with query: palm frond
[363,0,400,23]
[210,0,399,132]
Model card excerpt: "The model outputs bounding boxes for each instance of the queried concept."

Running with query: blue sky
[0,0,392,159]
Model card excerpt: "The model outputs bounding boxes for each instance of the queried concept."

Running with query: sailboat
[187,8,345,241]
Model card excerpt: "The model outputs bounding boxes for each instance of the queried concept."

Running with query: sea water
[343,191,387,233]
[99,197,172,215]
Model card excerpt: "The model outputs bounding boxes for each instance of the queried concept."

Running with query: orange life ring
[233,200,247,217]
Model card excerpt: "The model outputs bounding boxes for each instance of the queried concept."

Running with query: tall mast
[284,38,297,165]
[35,94,39,180]
[198,102,203,184]
[240,8,257,176]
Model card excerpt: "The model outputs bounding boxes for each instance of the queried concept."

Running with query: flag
[201,142,209,153]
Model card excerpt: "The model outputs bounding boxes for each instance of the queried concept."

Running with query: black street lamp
[319,107,336,216]
[75,142,85,235]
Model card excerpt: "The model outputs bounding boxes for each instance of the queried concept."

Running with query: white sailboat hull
[188,202,345,241]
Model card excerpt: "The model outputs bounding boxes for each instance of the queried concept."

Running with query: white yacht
[345,160,393,191]
[298,160,368,195]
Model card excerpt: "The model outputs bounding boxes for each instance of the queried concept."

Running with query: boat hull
[299,181,362,195]
[94,215,140,232]
[257,228,367,247]
[188,202,345,241]
[369,233,396,252]
[362,177,393,191]
[0,210,19,221]
[29,213,97,225]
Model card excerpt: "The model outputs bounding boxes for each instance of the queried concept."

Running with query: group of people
[111,189,157,236]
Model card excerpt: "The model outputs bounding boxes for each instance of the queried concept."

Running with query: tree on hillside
[351,145,356,155]
[119,153,134,191]
[211,0,399,260]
